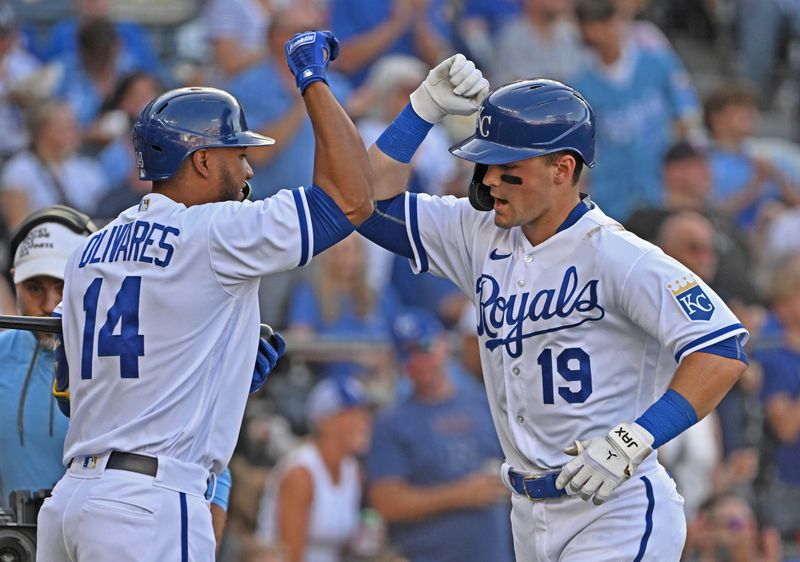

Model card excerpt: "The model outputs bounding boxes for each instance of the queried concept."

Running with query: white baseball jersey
[401,194,747,473]
[59,189,320,474]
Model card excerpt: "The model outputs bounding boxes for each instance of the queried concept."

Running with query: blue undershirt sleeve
[694,335,749,366]
[303,184,357,257]
[357,195,415,259]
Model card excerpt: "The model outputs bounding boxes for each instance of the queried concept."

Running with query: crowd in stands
[2,0,800,560]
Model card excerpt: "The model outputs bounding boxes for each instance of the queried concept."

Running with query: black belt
[508,469,567,501]
[106,452,158,477]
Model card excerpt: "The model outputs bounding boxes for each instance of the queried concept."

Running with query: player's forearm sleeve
[304,184,356,256]
[634,389,698,449]
[357,195,415,258]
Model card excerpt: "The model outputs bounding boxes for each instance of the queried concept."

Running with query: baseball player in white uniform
[357,55,750,561]
[36,30,373,562]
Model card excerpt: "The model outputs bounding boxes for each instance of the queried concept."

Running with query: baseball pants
[509,464,686,561]
[37,453,215,562]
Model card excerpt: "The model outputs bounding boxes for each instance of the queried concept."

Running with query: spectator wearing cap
[0,209,90,508]
[570,0,700,221]
[257,375,373,562]
[625,140,756,305]
[364,308,513,562]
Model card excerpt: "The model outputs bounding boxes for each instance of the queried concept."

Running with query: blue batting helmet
[132,87,275,181]
[449,79,596,211]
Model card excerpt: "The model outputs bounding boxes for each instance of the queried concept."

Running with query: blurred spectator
[704,84,800,231]
[226,6,351,200]
[257,376,373,562]
[763,206,800,271]
[365,309,512,562]
[0,101,107,229]
[450,0,521,68]
[735,0,800,108]
[288,234,398,380]
[330,0,452,87]
[0,209,90,507]
[53,17,125,127]
[91,71,161,203]
[29,0,160,75]
[204,0,271,83]
[752,255,800,544]
[571,0,700,221]
[355,55,457,196]
[0,2,46,162]
[683,493,783,562]
[491,0,583,84]
[626,143,756,304]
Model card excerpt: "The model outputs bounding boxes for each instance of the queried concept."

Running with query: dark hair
[575,0,617,22]
[543,150,585,185]
[101,71,159,113]
[703,83,757,131]
[77,17,118,74]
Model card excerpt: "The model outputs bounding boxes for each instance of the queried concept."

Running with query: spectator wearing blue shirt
[0,211,91,508]
[753,256,800,541]
[288,233,399,380]
[54,17,128,128]
[365,309,513,562]
[225,7,351,200]
[571,0,700,221]
[29,0,160,76]
[330,0,452,87]
[703,84,800,231]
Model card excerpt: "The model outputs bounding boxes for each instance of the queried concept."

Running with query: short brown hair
[703,83,757,132]
[768,255,800,304]
[542,150,585,185]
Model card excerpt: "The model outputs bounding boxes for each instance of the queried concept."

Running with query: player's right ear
[191,149,211,178]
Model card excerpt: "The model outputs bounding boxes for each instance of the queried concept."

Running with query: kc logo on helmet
[479,114,492,137]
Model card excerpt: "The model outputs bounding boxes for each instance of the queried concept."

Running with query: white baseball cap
[306,376,370,426]
[13,222,87,284]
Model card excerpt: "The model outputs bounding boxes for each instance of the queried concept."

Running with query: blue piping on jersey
[556,199,591,233]
[633,476,654,562]
[674,323,745,363]
[408,193,429,273]
[179,492,188,562]
[292,188,309,267]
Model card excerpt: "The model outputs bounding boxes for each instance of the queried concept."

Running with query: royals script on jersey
[59,190,316,474]
[401,194,747,472]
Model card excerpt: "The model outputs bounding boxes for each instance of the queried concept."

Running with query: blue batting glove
[250,332,286,393]
[284,30,339,94]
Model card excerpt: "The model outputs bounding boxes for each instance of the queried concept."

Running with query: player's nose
[243,158,254,179]
[483,165,502,188]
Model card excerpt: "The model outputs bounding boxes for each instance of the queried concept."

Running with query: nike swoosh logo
[489,249,512,260]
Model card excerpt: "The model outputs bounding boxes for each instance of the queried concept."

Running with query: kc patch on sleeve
[667,275,715,321]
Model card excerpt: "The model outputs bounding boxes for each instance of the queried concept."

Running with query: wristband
[635,388,698,449]
[375,103,433,164]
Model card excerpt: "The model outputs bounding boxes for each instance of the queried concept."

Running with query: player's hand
[410,53,489,124]
[284,30,339,94]
[555,422,654,505]
[250,332,286,393]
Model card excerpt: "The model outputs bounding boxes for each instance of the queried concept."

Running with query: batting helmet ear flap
[468,164,495,212]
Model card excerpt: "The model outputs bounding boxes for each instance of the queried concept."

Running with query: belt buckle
[522,474,544,502]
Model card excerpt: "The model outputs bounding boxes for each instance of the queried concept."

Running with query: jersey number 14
[81,276,145,379]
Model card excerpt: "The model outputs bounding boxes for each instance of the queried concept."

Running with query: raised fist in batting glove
[250,332,286,393]
[555,422,654,505]
[285,30,339,94]
[410,53,490,124]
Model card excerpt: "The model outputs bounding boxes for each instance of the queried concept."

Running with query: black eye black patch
[500,174,523,185]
